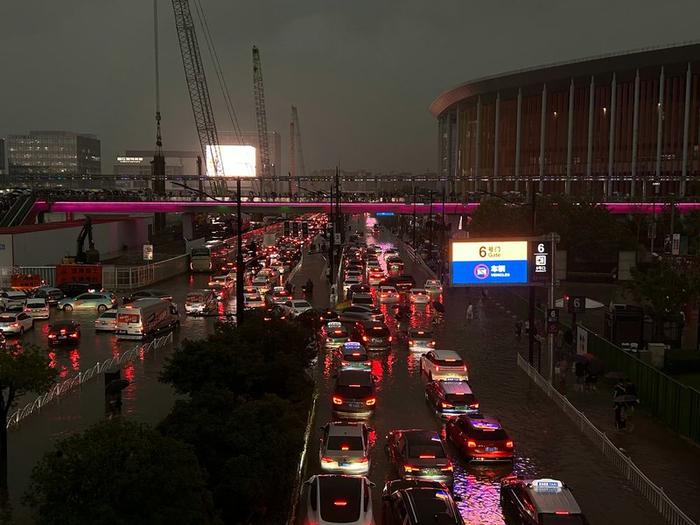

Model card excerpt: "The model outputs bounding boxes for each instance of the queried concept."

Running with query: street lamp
[170,180,245,326]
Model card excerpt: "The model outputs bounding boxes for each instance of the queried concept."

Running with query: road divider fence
[6,332,174,430]
[517,353,696,525]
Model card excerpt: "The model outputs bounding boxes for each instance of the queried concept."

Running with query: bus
[190,241,226,272]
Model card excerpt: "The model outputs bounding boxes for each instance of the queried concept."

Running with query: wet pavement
[300,215,664,525]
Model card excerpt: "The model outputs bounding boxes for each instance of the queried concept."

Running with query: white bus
[116,298,179,340]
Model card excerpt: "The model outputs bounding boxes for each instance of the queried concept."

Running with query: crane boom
[171,0,226,195]
[252,46,272,194]
[291,106,307,180]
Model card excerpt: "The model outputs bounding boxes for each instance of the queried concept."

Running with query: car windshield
[368,325,389,336]
[0,315,16,322]
[353,296,373,306]
[327,436,364,451]
[444,392,476,404]
[117,313,140,324]
[52,322,76,330]
[435,356,464,367]
[187,294,205,302]
[407,435,446,458]
[412,491,455,522]
[469,426,507,440]
[409,329,433,338]
[293,301,310,308]
[26,301,46,307]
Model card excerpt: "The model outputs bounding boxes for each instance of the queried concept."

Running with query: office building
[6,130,100,176]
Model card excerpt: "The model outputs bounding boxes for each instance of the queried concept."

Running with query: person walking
[613,379,628,430]
[466,302,474,321]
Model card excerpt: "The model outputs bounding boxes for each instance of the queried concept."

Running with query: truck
[115,298,179,340]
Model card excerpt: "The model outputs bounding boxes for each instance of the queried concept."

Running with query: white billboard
[206,144,256,177]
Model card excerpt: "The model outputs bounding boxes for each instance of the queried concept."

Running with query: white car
[424,279,443,295]
[420,350,469,381]
[252,276,272,295]
[409,288,431,304]
[0,290,28,311]
[320,422,371,474]
[377,286,399,304]
[94,309,118,331]
[0,311,34,336]
[282,299,313,318]
[24,298,50,320]
[407,327,436,353]
[343,276,363,293]
[304,475,375,525]
[185,290,217,315]
[244,292,266,310]
[383,248,400,260]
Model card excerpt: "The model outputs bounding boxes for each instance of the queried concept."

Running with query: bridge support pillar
[182,212,194,240]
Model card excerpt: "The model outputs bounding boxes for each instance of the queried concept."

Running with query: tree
[628,258,700,318]
[0,344,55,502]
[24,419,217,525]
[159,392,305,524]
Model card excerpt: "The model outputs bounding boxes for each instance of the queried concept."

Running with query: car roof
[432,350,462,360]
[522,479,582,514]
[342,341,364,350]
[408,327,433,336]
[352,293,372,299]
[327,422,365,437]
[437,380,473,395]
[6,290,26,296]
[466,416,502,430]
[411,288,427,293]
[51,320,78,327]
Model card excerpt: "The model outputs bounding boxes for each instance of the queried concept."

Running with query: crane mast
[291,105,307,180]
[171,0,226,196]
[252,46,272,195]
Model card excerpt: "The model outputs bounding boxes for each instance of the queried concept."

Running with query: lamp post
[169,180,245,325]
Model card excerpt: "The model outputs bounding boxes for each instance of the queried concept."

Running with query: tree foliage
[628,258,700,317]
[24,419,216,525]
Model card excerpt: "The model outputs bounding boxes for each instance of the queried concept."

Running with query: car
[252,275,272,294]
[385,429,453,488]
[365,259,381,271]
[420,350,469,381]
[383,248,400,259]
[304,474,375,525]
[0,311,34,336]
[0,290,28,311]
[343,275,364,293]
[424,280,443,295]
[48,320,81,345]
[243,291,266,310]
[326,321,350,348]
[319,309,340,323]
[337,342,371,370]
[24,298,50,320]
[407,328,436,352]
[339,305,384,323]
[353,320,392,351]
[350,293,374,309]
[122,289,173,304]
[185,290,217,315]
[57,282,102,298]
[347,283,371,301]
[446,415,513,462]
[266,286,291,306]
[378,286,400,304]
[409,289,430,304]
[57,292,117,313]
[94,309,119,331]
[32,286,65,306]
[386,258,406,278]
[262,305,287,322]
[319,421,372,474]
[425,381,480,418]
[391,275,416,292]
[332,368,377,419]
[500,477,588,524]
[367,268,385,286]
[282,299,313,318]
[381,479,464,525]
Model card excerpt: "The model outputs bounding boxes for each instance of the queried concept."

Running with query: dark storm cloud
[2,0,699,174]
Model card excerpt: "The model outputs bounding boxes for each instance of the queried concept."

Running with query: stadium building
[430,42,700,198]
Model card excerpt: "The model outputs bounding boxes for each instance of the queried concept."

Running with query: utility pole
[235,178,244,325]
[412,186,417,248]
[329,184,335,286]
[335,167,342,245]
[529,180,537,366]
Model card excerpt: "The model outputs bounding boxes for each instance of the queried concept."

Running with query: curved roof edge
[430,40,700,117]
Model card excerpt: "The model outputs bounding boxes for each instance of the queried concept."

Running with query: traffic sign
[547,308,559,334]
[567,295,586,314]
[529,240,552,283]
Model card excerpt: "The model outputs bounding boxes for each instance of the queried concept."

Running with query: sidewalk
[490,287,700,523]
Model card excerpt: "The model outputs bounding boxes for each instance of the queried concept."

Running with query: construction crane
[252,46,272,195]
[171,0,227,196]
[290,106,306,193]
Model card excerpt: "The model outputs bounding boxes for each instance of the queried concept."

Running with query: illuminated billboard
[450,240,529,286]
[206,144,256,177]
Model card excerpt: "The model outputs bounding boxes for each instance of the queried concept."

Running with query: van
[116,298,179,340]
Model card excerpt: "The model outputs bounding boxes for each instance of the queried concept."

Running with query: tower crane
[171,0,227,196]
[252,46,272,194]
[290,105,306,193]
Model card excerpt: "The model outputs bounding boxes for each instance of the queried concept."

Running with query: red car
[445,415,514,462]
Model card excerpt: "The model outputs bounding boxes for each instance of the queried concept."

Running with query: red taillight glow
[555,511,570,515]
[340,445,350,451]
[362,335,368,342]
[351,352,361,356]
[435,365,440,371]
[409,340,415,345]
[467,440,477,448]
[69,333,78,338]
[358,456,369,463]
[419,454,435,459]
[441,463,453,472]
[321,456,333,463]
[441,402,453,409]
[430,341,436,346]
[506,440,514,448]
[388,335,393,342]
[48,334,56,339]
[470,403,480,409]
[333,500,347,507]
[333,330,343,335]
[332,396,343,405]
[365,398,376,406]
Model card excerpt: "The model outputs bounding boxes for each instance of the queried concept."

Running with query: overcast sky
[2,0,699,175]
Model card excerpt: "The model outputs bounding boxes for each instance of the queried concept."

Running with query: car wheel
[63,304,73,312]
[97,304,107,313]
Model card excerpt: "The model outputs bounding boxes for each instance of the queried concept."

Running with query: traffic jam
[303,218,588,525]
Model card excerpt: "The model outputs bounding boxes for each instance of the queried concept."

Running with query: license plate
[58,336,66,340]
[338,459,348,466]
[422,468,439,476]
[347,401,363,409]
[116,330,126,334]
[372,338,383,343]
[485,447,497,452]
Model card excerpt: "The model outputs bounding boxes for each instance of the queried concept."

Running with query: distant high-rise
[6,130,101,176]
[0,139,5,175]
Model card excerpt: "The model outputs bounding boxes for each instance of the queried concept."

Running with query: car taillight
[321,456,333,463]
[441,402,453,409]
[333,330,343,335]
[404,465,418,473]
[470,403,480,409]
[69,333,79,338]
[388,335,393,342]
[11,323,19,328]
[48,334,56,339]
[419,454,435,459]
[341,361,349,366]
[333,500,347,507]
[462,365,468,372]
[362,335,368,342]
[441,463,453,472]
[435,365,440,371]
[505,440,514,448]
[467,440,477,448]
[332,396,343,405]
[430,341,436,346]
[365,398,376,406]
[358,456,369,463]
[409,340,415,345]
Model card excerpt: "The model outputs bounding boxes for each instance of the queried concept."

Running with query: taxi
[337,342,371,370]
[500,477,588,524]
[325,321,350,348]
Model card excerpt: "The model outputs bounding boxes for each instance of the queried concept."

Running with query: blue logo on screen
[474,264,489,280]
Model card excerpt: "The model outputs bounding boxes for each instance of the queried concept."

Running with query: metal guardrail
[6,332,174,430]
[101,254,189,291]
[402,241,438,280]
[516,353,696,525]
